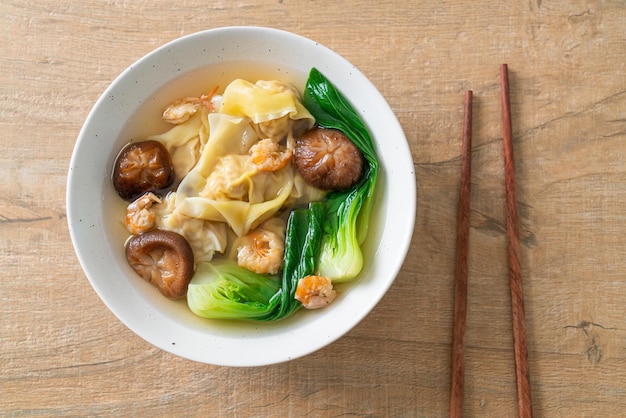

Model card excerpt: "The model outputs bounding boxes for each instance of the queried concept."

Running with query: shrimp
[294,275,337,309]
[162,86,220,124]
[249,133,294,172]
[125,192,162,235]
[237,228,284,275]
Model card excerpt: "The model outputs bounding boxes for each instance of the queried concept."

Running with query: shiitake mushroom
[125,230,194,299]
[293,128,364,190]
[113,140,174,201]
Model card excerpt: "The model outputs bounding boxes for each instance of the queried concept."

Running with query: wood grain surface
[2,1,625,416]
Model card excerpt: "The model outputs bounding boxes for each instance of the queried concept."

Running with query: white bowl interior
[67,27,415,366]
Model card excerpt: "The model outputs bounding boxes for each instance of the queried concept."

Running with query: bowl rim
[67,26,416,366]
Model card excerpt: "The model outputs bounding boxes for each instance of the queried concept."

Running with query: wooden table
[2,1,625,416]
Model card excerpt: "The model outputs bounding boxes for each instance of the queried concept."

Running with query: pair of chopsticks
[449,64,533,418]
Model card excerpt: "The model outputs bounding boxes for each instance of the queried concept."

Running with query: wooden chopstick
[449,90,473,418]
[500,63,533,418]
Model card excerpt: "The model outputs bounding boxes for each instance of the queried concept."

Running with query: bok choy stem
[261,202,324,320]
[303,68,379,282]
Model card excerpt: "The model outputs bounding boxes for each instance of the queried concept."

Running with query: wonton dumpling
[220,79,315,126]
[148,107,210,178]
[154,192,228,263]
[202,155,254,201]
[172,113,296,237]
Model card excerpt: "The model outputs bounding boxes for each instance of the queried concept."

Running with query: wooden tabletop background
[2,1,625,416]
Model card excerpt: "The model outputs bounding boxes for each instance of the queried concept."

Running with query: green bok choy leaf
[187,260,280,320]
[260,201,324,320]
[303,68,379,282]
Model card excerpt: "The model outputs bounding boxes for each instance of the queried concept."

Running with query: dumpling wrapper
[155,192,228,263]
[173,113,295,237]
[148,107,210,179]
[220,79,314,125]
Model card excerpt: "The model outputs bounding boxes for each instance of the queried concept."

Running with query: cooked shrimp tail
[294,275,337,309]
[249,133,294,172]
[237,227,285,275]
[162,85,220,124]
[125,192,162,235]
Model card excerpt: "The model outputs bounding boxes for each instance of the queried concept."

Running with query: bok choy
[187,260,280,319]
[303,68,379,282]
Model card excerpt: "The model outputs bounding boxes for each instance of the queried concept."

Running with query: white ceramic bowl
[67,26,415,367]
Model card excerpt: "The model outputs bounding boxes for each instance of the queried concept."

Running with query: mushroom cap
[113,140,174,201]
[125,230,194,299]
[293,128,364,190]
